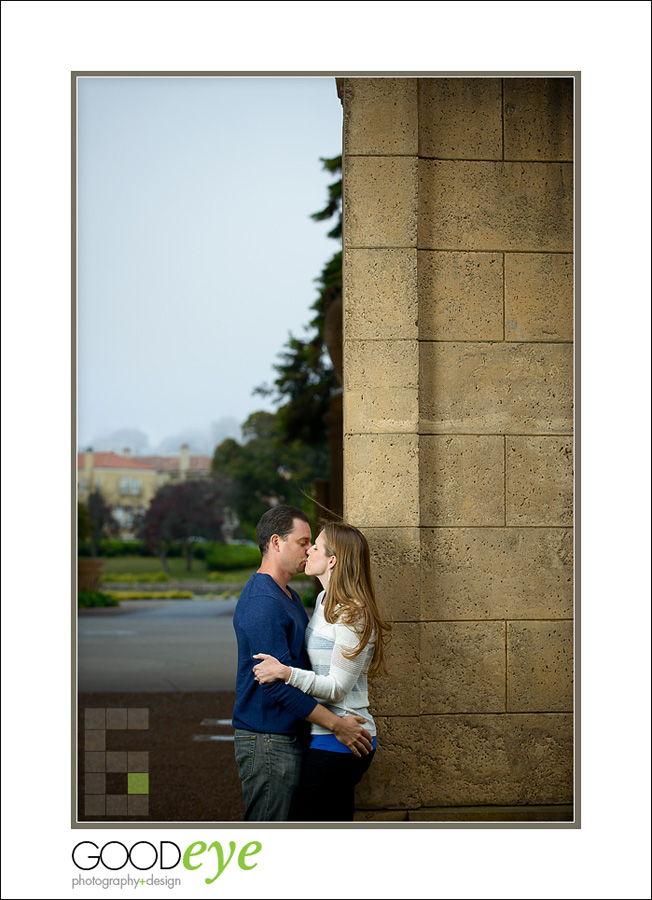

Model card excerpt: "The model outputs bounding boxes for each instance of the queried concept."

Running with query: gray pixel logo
[83,707,149,817]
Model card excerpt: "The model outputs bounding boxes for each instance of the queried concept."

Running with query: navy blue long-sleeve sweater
[232,573,317,733]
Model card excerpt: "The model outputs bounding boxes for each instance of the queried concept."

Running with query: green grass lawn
[100,556,313,584]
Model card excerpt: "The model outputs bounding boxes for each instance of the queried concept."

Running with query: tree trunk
[159,550,169,574]
[185,542,193,572]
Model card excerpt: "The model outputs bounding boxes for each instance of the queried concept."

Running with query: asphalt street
[78,598,240,692]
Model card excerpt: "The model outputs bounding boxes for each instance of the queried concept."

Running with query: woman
[252,520,391,821]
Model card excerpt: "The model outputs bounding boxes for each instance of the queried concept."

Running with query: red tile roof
[137,455,213,473]
[77,452,212,473]
[77,452,156,471]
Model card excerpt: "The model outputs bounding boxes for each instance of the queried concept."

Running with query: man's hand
[331,715,373,757]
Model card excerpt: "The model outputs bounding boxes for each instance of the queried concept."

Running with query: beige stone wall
[341,77,574,815]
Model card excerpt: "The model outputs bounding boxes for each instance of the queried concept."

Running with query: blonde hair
[320,521,391,678]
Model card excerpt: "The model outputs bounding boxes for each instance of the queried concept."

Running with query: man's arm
[238,594,318,720]
[306,705,373,757]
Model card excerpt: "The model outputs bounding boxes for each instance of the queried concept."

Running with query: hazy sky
[77,76,343,450]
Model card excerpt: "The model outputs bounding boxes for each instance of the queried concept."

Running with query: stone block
[420,528,573,620]
[505,252,573,341]
[504,78,574,161]
[344,248,418,340]
[344,339,418,434]
[344,157,418,248]
[419,160,573,252]
[368,622,420,716]
[354,809,408,821]
[418,77,502,160]
[507,621,574,712]
[418,250,503,341]
[364,526,420,622]
[345,434,419,527]
[420,435,504,526]
[419,342,573,434]
[344,77,418,156]
[506,436,573,526]
[344,387,418,435]
[420,713,573,806]
[421,621,506,713]
[408,805,573,822]
[354,716,421,809]
[345,339,418,389]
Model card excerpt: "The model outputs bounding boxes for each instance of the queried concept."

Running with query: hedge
[205,544,261,571]
[78,590,119,608]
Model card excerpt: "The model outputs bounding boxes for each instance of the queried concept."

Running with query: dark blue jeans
[234,729,308,821]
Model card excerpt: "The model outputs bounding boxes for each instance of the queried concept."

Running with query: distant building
[78,444,213,536]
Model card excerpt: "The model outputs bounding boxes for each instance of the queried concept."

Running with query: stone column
[341,76,574,819]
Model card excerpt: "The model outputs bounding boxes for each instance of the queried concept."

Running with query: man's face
[278,518,312,575]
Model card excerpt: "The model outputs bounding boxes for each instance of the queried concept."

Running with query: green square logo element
[127,773,149,795]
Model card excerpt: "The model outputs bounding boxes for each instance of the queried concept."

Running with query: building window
[120,477,142,496]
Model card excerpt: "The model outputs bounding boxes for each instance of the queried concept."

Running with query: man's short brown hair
[256,506,309,555]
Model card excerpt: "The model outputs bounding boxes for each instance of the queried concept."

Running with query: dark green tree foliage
[256,156,342,446]
[87,491,119,558]
[212,411,328,530]
[78,501,91,543]
[140,479,226,571]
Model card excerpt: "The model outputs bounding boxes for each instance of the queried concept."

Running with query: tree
[140,479,227,571]
[255,156,342,447]
[87,490,119,557]
[78,501,91,543]
[212,410,328,531]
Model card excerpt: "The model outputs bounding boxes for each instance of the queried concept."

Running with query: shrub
[104,590,194,600]
[98,539,149,557]
[78,590,119,608]
[206,543,261,572]
[100,572,171,584]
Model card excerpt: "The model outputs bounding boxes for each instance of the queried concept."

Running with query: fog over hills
[79,417,242,457]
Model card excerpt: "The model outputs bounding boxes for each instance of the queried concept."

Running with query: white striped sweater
[287,591,376,737]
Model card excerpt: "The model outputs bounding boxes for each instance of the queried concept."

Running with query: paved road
[78,598,240,692]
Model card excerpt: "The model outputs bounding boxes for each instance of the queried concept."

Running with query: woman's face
[305,531,335,578]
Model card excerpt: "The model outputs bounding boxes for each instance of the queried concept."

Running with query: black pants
[289,748,375,822]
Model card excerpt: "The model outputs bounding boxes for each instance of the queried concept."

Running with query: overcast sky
[77,76,343,452]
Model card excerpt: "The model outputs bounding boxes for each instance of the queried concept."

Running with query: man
[232,505,372,821]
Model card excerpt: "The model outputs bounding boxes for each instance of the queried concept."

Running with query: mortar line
[502,251,506,341]
[411,156,573,164]
[345,338,573,343]
[418,711,574,716]
[418,618,573,623]
[501,77,505,161]
[504,435,507,527]
[505,619,509,711]
[417,524,573,529]
[348,247,573,255]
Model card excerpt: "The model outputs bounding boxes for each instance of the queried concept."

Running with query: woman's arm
[253,622,373,704]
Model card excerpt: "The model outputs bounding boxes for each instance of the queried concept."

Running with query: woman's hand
[252,653,291,684]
